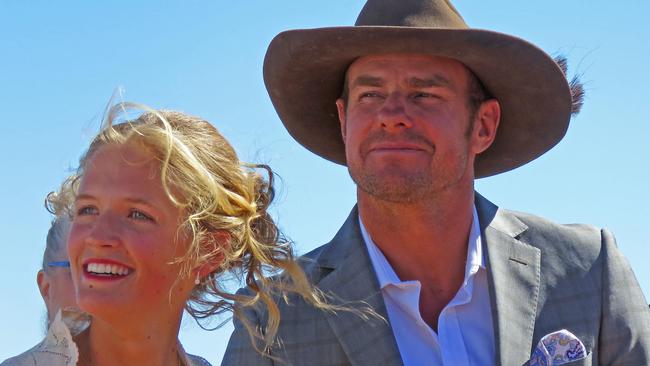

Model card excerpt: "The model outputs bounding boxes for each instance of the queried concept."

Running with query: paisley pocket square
[528,329,587,366]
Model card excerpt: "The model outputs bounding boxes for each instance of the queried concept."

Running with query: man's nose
[377,92,413,130]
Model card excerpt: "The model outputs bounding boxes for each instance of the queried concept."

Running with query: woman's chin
[76,289,139,319]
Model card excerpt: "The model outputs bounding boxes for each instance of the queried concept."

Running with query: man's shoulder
[505,208,604,240]
[494,207,650,364]
[498,207,608,269]
[477,193,605,252]
[302,242,330,261]
[294,240,341,284]
[296,208,363,279]
[186,353,213,366]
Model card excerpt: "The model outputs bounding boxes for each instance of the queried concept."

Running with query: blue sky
[1,1,648,364]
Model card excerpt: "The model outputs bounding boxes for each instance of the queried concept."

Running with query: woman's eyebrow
[75,193,95,201]
[124,197,158,209]
[124,197,150,204]
[75,195,158,210]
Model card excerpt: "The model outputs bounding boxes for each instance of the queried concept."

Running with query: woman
[3,103,329,365]
[2,216,87,366]
[37,216,76,328]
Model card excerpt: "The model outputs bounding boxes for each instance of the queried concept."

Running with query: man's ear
[37,270,50,302]
[471,99,501,154]
[336,98,347,141]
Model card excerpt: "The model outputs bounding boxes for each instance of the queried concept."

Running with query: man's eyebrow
[408,75,453,89]
[350,75,384,88]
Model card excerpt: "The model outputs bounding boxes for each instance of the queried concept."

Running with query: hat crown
[355,0,468,28]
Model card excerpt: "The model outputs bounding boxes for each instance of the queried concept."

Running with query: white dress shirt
[359,206,495,366]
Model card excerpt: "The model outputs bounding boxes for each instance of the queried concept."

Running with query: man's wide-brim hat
[264,0,578,177]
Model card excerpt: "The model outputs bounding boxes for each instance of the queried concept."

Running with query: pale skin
[68,143,219,366]
[336,53,500,331]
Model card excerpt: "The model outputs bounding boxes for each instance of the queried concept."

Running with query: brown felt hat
[263,0,575,177]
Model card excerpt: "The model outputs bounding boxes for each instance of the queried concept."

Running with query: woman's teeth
[87,262,130,276]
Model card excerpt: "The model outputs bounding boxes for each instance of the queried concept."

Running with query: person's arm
[598,228,650,364]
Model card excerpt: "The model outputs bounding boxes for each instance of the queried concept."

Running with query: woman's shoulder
[1,340,72,366]
[1,342,43,366]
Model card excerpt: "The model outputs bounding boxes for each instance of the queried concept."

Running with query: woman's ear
[195,231,230,278]
[37,270,50,301]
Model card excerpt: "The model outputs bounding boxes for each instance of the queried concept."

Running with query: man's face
[336,54,496,203]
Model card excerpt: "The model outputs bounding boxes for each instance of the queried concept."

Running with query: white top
[1,309,211,366]
[360,206,496,366]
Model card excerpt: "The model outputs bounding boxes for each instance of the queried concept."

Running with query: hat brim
[263,26,572,178]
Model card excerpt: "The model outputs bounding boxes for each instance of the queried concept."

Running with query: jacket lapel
[476,194,541,366]
[315,207,404,366]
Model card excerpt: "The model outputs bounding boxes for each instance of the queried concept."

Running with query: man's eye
[128,210,154,222]
[77,206,98,216]
[359,92,383,100]
[414,92,435,99]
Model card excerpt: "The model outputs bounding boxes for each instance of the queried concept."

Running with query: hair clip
[47,261,70,268]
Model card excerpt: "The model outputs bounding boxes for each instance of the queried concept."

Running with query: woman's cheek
[66,225,88,283]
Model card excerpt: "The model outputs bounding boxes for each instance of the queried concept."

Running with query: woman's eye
[77,206,98,216]
[128,210,154,222]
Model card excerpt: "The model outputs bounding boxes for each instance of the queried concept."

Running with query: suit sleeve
[598,228,650,365]
[221,288,274,366]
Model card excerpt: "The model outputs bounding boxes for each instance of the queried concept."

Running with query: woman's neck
[77,314,184,366]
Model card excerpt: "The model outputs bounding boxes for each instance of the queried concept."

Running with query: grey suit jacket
[222,194,650,365]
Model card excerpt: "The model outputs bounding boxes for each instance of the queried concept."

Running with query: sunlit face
[68,142,194,320]
[336,54,489,203]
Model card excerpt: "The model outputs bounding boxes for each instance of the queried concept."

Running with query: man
[223,0,650,365]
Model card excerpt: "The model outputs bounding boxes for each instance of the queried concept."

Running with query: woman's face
[68,142,195,321]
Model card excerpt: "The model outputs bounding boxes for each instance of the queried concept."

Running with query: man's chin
[364,153,431,169]
[354,172,433,204]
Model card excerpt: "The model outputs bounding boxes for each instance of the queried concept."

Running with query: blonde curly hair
[48,102,335,349]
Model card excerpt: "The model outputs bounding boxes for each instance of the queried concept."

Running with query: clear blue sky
[1,1,648,364]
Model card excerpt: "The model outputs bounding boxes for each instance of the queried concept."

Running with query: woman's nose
[84,214,121,248]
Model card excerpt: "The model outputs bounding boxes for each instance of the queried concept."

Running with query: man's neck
[358,186,475,331]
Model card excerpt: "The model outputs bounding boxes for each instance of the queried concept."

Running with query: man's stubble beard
[345,110,476,204]
[348,125,472,204]
[349,158,434,204]
[348,139,472,204]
